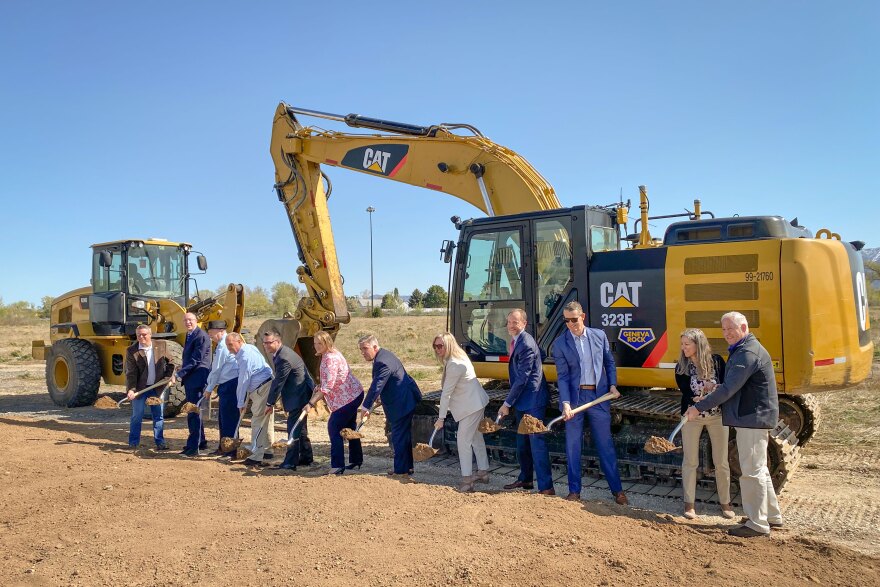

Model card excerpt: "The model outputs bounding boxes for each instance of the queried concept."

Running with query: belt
[252,377,273,391]
[579,385,596,390]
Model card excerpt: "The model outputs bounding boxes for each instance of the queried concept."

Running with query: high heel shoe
[346,463,362,470]
[327,467,345,476]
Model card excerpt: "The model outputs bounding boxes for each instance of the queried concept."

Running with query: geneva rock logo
[618,328,655,351]
[341,144,409,177]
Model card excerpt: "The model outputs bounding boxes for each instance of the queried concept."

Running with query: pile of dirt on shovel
[517,414,546,434]
[644,436,678,454]
[412,443,436,462]
[94,396,118,409]
[181,402,200,413]
[220,437,242,453]
[340,428,363,440]
[478,418,501,433]
[235,446,253,460]
[145,397,162,406]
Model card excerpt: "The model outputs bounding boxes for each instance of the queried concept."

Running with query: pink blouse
[319,350,364,411]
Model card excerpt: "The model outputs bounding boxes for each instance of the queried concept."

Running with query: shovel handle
[427,428,439,448]
[285,409,309,446]
[540,391,618,433]
[667,416,688,443]
[356,410,370,431]
[116,378,170,406]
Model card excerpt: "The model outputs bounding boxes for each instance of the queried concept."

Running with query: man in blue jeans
[125,324,175,449]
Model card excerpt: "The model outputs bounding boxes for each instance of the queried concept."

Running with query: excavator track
[777,393,820,447]
[416,387,801,501]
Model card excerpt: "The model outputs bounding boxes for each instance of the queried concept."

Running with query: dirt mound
[517,413,546,434]
[93,396,117,409]
[644,436,679,454]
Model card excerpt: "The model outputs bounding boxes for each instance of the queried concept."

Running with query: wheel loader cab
[89,240,191,336]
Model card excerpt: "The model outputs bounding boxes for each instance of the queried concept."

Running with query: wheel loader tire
[46,338,101,407]
[162,340,187,418]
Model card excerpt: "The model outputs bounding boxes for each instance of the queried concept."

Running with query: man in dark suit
[261,330,314,470]
[358,334,422,477]
[552,300,626,505]
[170,312,211,456]
[498,309,554,495]
[125,324,175,449]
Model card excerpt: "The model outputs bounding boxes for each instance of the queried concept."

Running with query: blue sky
[1,1,877,305]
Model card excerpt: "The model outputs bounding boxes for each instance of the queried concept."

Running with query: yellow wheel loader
[32,239,244,416]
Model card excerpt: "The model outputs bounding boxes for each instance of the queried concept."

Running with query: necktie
[509,337,516,355]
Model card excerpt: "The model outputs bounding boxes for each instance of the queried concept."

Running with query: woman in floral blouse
[675,328,734,520]
[303,331,364,475]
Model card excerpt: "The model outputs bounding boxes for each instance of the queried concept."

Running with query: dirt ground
[1,322,879,586]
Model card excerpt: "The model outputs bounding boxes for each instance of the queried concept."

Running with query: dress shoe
[207,449,224,456]
[720,504,736,519]
[346,463,362,470]
[198,443,208,451]
[538,488,556,496]
[683,502,697,520]
[729,524,769,538]
[565,492,581,502]
[503,481,534,490]
[275,463,296,471]
[127,444,139,450]
[243,458,266,467]
[179,448,199,457]
[155,443,169,451]
[328,467,345,476]
[614,492,629,506]
[739,516,783,529]
[474,470,490,484]
[263,453,274,459]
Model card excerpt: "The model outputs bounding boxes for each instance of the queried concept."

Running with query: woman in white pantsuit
[676,328,736,520]
[432,332,490,492]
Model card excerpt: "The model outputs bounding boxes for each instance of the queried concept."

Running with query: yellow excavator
[32,239,244,416]
[265,102,872,490]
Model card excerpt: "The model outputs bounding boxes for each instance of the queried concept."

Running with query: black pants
[281,404,314,467]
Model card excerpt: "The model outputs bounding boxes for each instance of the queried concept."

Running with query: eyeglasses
[432,343,445,349]
[262,339,279,345]
[136,332,151,337]
[563,317,581,324]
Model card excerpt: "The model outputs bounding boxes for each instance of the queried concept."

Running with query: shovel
[284,408,310,446]
[644,416,688,454]
[340,411,370,440]
[236,421,266,461]
[220,411,246,454]
[518,391,618,434]
[101,379,170,409]
[413,428,440,462]
[478,413,504,434]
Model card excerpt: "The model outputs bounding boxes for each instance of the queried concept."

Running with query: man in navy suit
[171,312,212,457]
[358,334,422,477]
[552,301,627,505]
[498,309,554,495]
[261,330,315,470]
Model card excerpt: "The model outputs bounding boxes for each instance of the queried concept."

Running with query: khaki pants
[455,409,490,477]
[247,381,275,460]
[735,427,782,534]
[681,414,731,504]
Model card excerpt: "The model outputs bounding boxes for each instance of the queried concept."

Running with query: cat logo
[618,328,655,351]
[341,144,409,178]
[600,281,642,308]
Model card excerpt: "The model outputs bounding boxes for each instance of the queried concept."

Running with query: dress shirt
[205,334,239,391]
[233,343,273,408]
[139,345,155,386]
[562,330,596,408]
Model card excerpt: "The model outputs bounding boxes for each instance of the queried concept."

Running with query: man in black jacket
[686,311,783,537]
[262,330,314,470]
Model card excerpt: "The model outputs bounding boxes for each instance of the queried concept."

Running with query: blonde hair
[433,332,468,366]
[313,330,335,353]
[676,328,716,380]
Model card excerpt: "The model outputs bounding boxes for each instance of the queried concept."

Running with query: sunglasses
[432,343,445,349]
[563,317,582,324]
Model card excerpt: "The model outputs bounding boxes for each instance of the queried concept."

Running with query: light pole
[366,206,375,316]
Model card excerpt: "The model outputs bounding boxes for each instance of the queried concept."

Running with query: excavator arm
[267,102,562,343]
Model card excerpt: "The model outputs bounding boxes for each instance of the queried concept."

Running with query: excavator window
[590,226,618,253]
[461,229,522,302]
[534,218,573,334]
